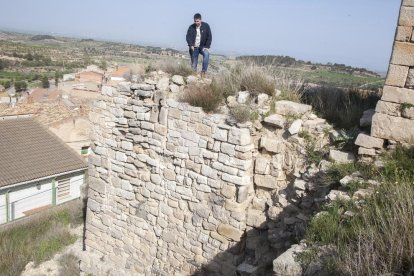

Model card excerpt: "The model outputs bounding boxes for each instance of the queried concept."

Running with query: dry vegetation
[301,147,414,275]
[0,203,82,276]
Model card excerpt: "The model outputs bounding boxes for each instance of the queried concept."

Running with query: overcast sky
[0,0,401,71]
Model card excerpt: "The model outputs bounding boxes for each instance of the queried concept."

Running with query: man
[186,13,212,76]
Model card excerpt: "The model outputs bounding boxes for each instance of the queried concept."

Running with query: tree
[41,76,50,88]
[54,71,62,87]
[14,81,27,92]
[99,60,107,71]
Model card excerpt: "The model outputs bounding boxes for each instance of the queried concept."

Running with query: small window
[80,146,89,155]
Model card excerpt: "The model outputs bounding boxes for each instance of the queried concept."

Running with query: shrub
[181,83,223,112]
[230,105,251,123]
[239,65,276,96]
[58,253,80,276]
[302,86,380,129]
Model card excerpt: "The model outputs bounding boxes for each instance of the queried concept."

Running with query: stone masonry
[82,76,333,275]
[83,83,257,275]
[371,0,414,143]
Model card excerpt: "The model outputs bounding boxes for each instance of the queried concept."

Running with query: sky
[0,0,401,71]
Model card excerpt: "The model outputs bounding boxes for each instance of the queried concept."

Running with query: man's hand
[191,46,194,51]
[203,48,209,52]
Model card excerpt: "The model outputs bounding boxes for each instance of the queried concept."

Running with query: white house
[0,117,87,224]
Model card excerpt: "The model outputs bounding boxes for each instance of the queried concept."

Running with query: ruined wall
[371,0,414,143]
[83,83,258,275]
[82,75,333,275]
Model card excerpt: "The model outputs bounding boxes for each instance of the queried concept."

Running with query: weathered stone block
[396,26,413,41]
[254,175,279,189]
[382,85,414,105]
[404,0,414,7]
[255,157,270,174]
[406,68,414,87]
[228,127,251,146]
[375,100,401,116]
[385,64,409,87]
[391,42,414,66]
[400,6,414,26]
[372,112,414,142]
[273,244,303,276]
[358,147,376,156]
[355,133,384,149]
[217,223,243,241]
[288,119,302,135]
[260,137,285,154]
[329,150,356,163]
[264,114,286,128]
[275,100,312,116]
[222,173,250,186]
[246,209,267,228]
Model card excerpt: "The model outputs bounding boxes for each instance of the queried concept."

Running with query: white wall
[7,179,53,220]
[58,173,84,204]
[0,171,85,224]
[0,194,6,224]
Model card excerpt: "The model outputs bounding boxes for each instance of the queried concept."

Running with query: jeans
[189,47,210,72]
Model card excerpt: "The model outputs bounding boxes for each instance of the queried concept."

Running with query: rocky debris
[329,149,356,163]
[288,119,303,135]
[169,84,180,93]
[172,75,185,85]
[273,244,304,276]
[237,262,258,275]
[326,190,351,201]
[355,133,384,149]
[264,114,286,128]
[257,93,269,106]
[275,100,312,116]
[237,91,250,104]
[157,77,170,91]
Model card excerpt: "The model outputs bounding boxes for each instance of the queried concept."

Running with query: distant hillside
[31,35,56,41]
[237,55,381,78]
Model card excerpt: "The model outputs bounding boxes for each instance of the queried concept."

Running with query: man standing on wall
[186,13,212,77]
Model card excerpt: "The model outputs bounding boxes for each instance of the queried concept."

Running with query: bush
[181,83,223,112]
[230,105,251,123]
[302,86,380,129]
[274,71,304,102]
[58,253,80,276]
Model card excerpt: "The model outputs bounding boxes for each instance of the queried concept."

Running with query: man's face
[194,19,202,27]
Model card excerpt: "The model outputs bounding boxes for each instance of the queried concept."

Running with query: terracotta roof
[0,118,87,188]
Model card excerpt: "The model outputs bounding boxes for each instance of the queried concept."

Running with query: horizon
[0,0,401,72]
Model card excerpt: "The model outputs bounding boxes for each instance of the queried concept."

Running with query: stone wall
[82,77,332,275]
[371,0,414,143]
[83,83,257,275]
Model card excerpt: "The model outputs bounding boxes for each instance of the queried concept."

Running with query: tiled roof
[0,118,87,188]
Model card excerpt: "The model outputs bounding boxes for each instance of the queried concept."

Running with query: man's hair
[194,13,202,20]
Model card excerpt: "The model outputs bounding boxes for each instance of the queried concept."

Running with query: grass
[159,61,193,77]
[0,208,80,276]
[298,130,327,165]
[211,63,276,99]
[300,146,414,275]
[302,86,380,129]
[181,83,223,112]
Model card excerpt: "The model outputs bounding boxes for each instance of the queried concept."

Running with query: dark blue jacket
[186,22,212,49]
